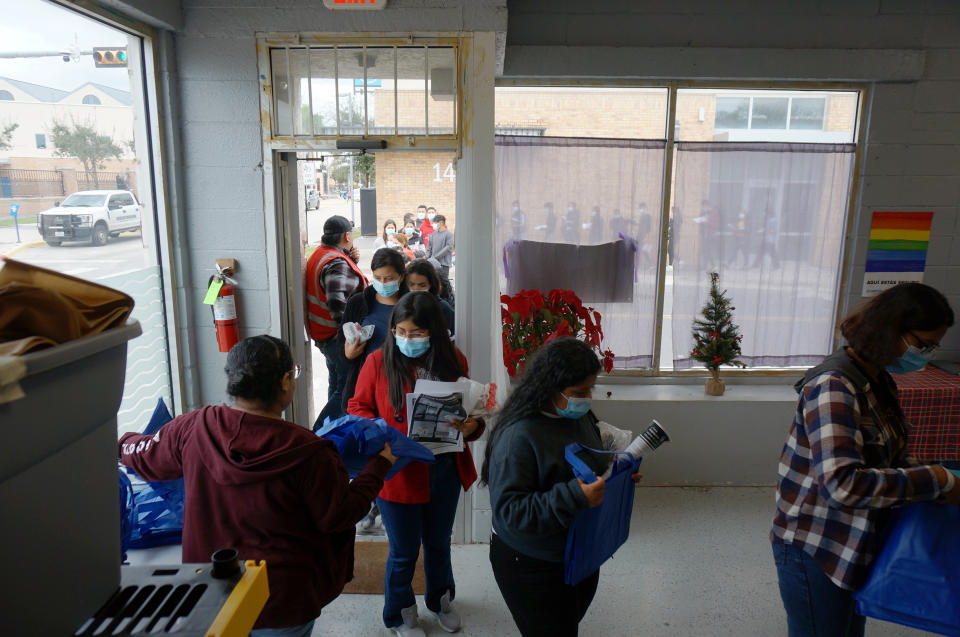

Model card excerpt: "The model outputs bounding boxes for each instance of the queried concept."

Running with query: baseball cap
[323,215,352,235]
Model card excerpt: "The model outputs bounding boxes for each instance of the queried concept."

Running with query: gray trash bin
[0,320,142,636]
[360,187,377,236]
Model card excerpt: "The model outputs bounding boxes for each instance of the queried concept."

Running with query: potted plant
[501,288,614,378]
[690,272,746,395]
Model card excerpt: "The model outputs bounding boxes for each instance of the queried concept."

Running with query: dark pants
[772,542,865,637]
[314,337,347,431]
[376,455,462,628]
[438,264,450,281]
[489,534,599,637]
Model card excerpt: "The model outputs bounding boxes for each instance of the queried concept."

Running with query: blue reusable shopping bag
[118,398,184,553]
[563,442,641,586]
[854,502,960,637]
[316,414,435,480]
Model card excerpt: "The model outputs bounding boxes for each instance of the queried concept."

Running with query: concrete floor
[128,487,935,636]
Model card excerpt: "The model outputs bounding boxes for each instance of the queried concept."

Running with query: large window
[495,86,860,373]
[0,0,175,428]
[268,44,457,138]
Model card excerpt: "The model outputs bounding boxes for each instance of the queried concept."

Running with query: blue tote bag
[118,398,185,553]
[316,414,435,480]
[563,443,641,586]
[854,502,960,636]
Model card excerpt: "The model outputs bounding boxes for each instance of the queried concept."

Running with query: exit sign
[323,0,387,9]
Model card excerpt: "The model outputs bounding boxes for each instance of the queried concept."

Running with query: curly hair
[480,337,601,485]
[224,335,293,406]
[841,282,954,367]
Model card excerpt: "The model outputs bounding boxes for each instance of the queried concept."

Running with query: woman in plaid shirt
[772,282,960,637]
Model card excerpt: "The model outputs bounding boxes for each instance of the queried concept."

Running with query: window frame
[259,34,462,152]
[495,78,869,378]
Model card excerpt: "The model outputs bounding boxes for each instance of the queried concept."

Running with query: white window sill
[593,382,797,403]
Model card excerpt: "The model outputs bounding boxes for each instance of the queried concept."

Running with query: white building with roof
[0,75,134,170]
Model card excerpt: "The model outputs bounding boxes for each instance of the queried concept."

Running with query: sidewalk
[0,221,44,257]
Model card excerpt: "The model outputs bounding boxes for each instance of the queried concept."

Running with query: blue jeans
[772,542,865,637]
[249,619,315,637]
[314,337,346,431]
[377,454,462,628]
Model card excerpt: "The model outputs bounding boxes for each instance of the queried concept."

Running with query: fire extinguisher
[208,266,240,353]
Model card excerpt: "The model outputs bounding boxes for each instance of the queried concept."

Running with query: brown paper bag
[0,257,134,356]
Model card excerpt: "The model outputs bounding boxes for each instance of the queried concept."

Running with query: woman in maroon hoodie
[119,335,395,636]
[348,292,485,636]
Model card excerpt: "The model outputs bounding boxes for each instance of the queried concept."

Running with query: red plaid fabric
[893,366,960,461]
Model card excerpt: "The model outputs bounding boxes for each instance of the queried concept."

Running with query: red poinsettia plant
[501,288,615,378]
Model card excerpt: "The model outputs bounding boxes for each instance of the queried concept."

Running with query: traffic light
[93,47,127,68]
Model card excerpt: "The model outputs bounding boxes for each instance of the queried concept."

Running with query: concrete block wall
[167,0,506,405]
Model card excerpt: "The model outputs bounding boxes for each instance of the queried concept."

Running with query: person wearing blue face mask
[772,282,960,637]
[348,291,485,637]
[337,248,409,412]
[481,337,638,637]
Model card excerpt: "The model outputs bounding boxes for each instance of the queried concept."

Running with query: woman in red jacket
[348,292,485,637]
[119,335,395,637]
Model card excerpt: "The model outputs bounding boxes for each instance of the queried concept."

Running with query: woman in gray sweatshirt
[481,338,610,637]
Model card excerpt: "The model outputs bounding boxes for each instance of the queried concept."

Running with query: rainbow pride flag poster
[862,211,933,296]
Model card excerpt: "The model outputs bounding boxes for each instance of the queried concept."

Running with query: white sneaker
[430,591,462,633]
[392,603,426,637]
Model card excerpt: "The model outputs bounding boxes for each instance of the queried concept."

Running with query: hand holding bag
[316,414,435,480]
[563,442,641,586]
[854,502,960,636]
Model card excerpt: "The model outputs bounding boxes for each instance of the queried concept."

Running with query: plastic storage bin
[0,320,141,636]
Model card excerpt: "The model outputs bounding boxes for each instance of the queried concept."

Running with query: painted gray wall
[158,1,507,406]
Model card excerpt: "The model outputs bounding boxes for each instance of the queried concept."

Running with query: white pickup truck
[37,190,141,247]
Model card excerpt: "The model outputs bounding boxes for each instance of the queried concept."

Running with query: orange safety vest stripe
[305,245,367,341]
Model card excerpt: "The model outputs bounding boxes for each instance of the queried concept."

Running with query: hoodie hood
[192,405,327,485]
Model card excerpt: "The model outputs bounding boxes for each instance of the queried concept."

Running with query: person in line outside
[418,205,434,246]
[561,202,581,243]
[482,337,641,637]
[388,232,417,262]
[375,218,399,250]
[348,292,485,637]
[402,215,425,256]
[772,282,960,637]
[306,215,367,430]
[405,258,455,336]
[510,200,526,240]
[426,214,454,280]
[119,335,396,637]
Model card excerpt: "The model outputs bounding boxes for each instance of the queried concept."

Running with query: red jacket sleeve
[348,351,381,418]
[299,444,391,533]
[118,415,190,481]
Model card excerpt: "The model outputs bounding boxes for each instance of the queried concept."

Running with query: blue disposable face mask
[417,212,426,220]
[385,227,396,236]
[372,278,400,298]
[887,340,933,374]
[404,227,415,236]
[396,335,430,358]
[556,392,591,419]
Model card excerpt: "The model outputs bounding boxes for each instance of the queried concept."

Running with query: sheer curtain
[670,142,856,369]
[495,135,665,369]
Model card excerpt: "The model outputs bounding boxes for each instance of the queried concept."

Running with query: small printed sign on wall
[862,211,933,297]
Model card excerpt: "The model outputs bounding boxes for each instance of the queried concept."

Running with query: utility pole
[349,155,355,225]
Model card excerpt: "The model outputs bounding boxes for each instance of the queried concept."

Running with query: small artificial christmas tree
[690,272,746,395]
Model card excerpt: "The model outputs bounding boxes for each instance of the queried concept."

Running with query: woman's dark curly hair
[480,337,600,485]
[841,282,954,367]
[224,335,293,406]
